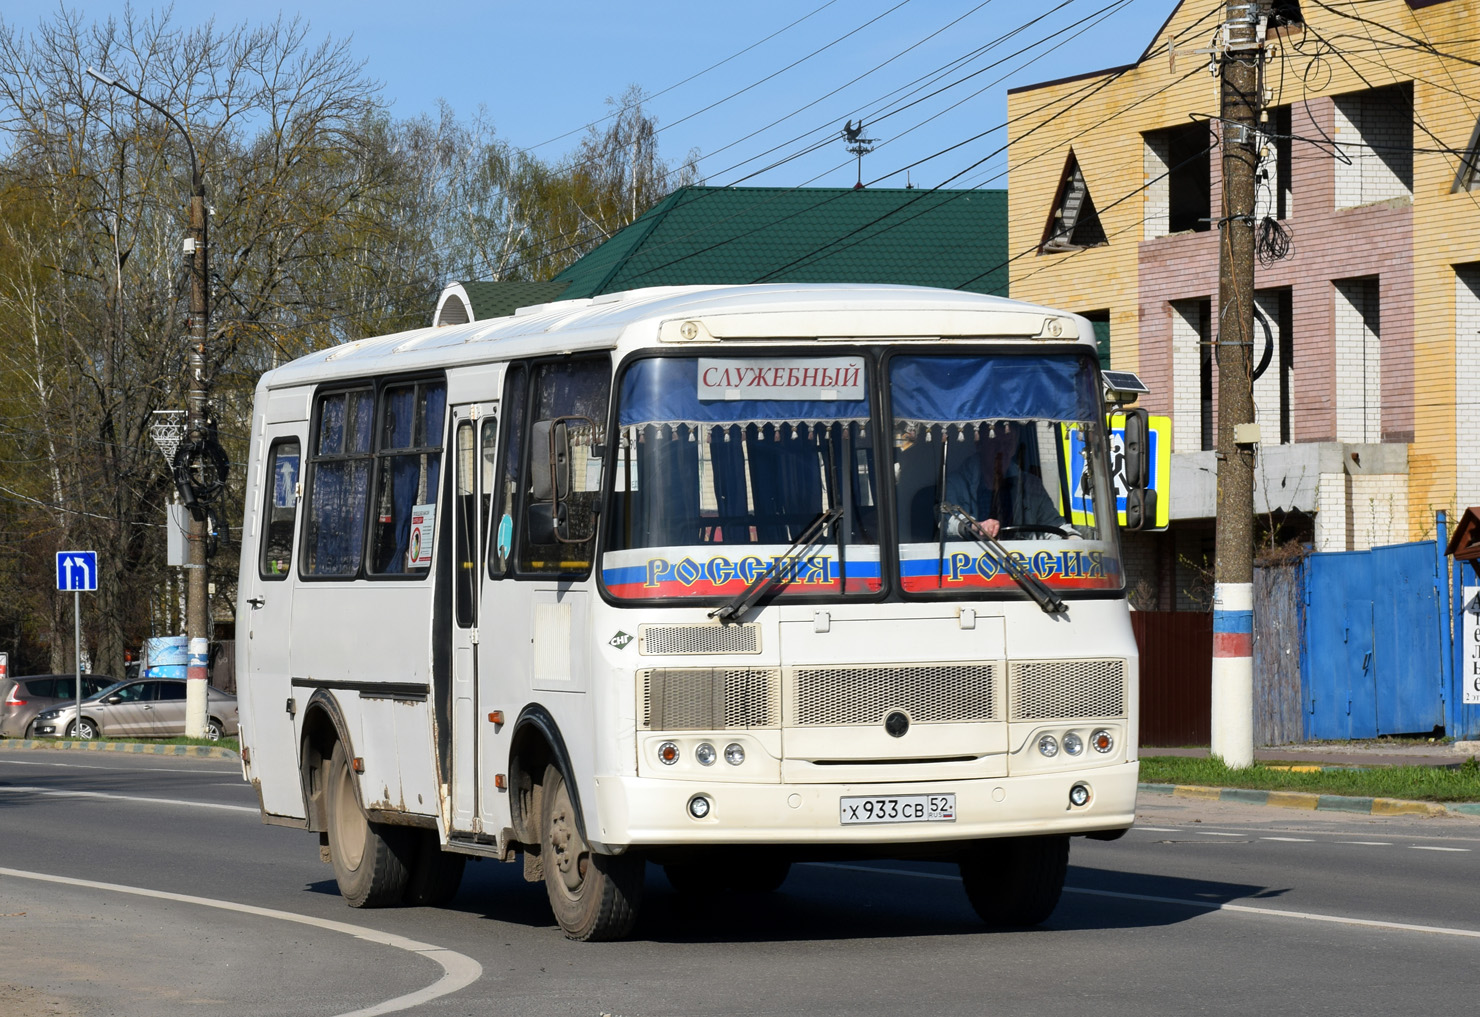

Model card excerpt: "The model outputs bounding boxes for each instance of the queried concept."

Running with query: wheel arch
[507,704,584,846]
[299,689,355,833]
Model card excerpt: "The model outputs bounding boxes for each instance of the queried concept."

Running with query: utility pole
[1210,4,1264,767]
[88,67,214,739]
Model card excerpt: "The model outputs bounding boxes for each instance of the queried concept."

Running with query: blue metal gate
[1303,541,1444,739]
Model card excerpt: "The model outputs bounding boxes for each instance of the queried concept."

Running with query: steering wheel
[997,523,1074,540]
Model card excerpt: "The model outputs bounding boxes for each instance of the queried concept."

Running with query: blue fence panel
[1303,540,1444,740]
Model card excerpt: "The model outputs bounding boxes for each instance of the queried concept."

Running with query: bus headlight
[695,742,717,766]
[1091,729,1114,754]
[1069,783,1091,807]
[1038,734,1059,757]
[1062,732,1084,756]
[724,743,745,766]
[687,795,712,819]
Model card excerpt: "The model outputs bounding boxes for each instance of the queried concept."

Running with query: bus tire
[404,830,466,907]
[540,764,643,941]
[959,834,1069,928]
[325,741,412,908]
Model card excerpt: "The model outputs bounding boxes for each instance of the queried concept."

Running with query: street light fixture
[87,66,218,740]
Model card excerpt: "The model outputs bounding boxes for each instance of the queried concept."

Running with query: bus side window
[519,357,610,575]
[303,387,374,577]
[368,379,447,576]
[490,364,528,577]
[260,438,301,580]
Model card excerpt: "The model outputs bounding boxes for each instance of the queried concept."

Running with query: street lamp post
[88,67,213,739]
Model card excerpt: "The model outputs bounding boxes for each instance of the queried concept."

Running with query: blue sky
[6,0,1187,188]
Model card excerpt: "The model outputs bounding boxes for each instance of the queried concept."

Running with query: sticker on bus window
[407,503,435,569]
[697,357,865,401]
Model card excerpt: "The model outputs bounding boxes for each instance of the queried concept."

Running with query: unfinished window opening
[1144,122,1212,239]
[1082,310,1111,369]
[1170,297,1212,453]
[1040,150,1107,253]
[1252,288,1294,444]
[1333,83,1413,208]
[1256,105,1294,221]
[1334,277,1381,444]
[1454,115,1480,193]
[1456,265,1480,502]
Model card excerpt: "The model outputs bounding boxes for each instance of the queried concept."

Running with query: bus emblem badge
[609,631,634,650]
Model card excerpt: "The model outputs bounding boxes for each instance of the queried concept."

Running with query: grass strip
[1140,754,1480,804]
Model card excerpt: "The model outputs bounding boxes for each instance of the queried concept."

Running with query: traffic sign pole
[73,589,81,736]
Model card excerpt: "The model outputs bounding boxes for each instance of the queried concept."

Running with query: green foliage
[1141,755,1480,803]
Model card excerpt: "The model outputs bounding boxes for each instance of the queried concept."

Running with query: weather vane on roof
[841,120,875,190]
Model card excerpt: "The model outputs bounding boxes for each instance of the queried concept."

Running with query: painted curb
[1139,782,1463,817]
[0,738,238,760]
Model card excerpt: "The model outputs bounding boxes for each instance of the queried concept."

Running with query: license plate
[839,793,956,825]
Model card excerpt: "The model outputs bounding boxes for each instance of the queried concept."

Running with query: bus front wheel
[540,764,643,940]
[325,741,412,908]
[959,834,1069,927]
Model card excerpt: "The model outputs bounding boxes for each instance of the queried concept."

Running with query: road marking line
[1195,831,1244,837]
[1411,846,1470,853]
[1339,841,1392,846]
[0,785,257,813]
[1261,837,1314,842]
[808,863,1480,940]
[1133,826,1179,832]
[0,867,482,1017]
[0,759,235,774]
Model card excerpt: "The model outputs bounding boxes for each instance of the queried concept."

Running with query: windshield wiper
[710,506,844,621]
[940,502,1067,616]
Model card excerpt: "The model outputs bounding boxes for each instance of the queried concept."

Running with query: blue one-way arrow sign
[56,551,98,592]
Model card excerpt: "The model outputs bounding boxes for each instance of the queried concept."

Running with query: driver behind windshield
[944,421,1072,540]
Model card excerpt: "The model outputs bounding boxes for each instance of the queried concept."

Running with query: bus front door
[448,403,498,834]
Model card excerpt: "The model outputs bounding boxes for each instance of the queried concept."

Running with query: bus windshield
[889,352,1122,594]
[602,354,882,601]
[600,349,1123,602]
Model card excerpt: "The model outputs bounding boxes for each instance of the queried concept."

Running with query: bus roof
[259,283,1093,390]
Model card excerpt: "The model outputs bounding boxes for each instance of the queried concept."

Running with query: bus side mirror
[1121,408,1152,532]
[530,420,570,501]
[527,501,567,545]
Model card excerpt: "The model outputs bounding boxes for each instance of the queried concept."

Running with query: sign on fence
[1463,587,1480,706]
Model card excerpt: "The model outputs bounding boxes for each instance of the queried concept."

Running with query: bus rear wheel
[540,764,643,941]
[325,741,412,908]
[959,834,1069,928]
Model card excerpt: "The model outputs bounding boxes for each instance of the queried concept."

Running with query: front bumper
[590,761,1138,849]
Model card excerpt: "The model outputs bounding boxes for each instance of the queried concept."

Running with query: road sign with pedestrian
[56,551,98,592]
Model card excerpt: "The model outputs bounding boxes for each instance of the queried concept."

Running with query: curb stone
[1138,782,1475,818]
[0,738,238,760]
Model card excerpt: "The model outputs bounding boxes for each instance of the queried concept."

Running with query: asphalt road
[4,750,1480,1016]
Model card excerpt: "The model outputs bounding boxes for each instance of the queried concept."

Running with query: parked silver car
[0,674,118,738]
[31,678,239,741]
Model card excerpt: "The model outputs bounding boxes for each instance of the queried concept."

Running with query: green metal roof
[456,280,571,320]
[551,186,1008,299]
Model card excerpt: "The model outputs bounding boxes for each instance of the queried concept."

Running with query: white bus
[236,284,1144,940]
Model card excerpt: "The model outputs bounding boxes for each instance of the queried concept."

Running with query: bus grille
[790,664,999,726]
[1008,659,1126,720]
[638,668,780,730]
[638,623,761,655]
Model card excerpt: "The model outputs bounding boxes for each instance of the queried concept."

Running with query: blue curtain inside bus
[889,354,1099,426]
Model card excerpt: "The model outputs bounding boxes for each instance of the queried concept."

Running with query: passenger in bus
[892,423,944,543]
[945,421,1071,540]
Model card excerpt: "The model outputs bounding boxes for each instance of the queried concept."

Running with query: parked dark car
[0,674,118,738]
[31,678,239,741]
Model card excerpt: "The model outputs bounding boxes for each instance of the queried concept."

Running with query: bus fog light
[1062,732,1084,756]
[724,742,745,766]
[695,742,717,766]
[1038,734,1059,757]
[658,741,679,765]
[687,795,711,819]
[1091,729,1114,753]
[1069,783,1091,807]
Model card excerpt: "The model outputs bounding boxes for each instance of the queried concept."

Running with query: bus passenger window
[303,387,374,577]
[260,439,300,579]
[368,379,447,576]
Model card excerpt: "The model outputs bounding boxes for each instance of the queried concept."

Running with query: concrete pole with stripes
[1211,2,1263,767]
